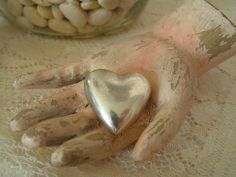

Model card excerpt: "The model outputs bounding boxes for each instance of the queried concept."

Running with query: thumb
[132,56,197,161]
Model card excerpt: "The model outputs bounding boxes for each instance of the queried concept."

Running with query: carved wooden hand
[10,0,236,167]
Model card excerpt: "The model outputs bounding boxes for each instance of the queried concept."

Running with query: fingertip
[132,150,153,162]
[13,79,22,89]
[10,110,31,131]
[132,140,153,162]
[131,149,143,162]
[10,119,22,132]
[13,73,36,89]
[13,77,30,89]
[21,133,41,149]
[51,149,70,167]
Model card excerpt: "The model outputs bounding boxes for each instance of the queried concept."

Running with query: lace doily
[0,0,235,176]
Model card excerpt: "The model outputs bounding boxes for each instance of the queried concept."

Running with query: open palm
[10,0,236,167]
[11,33,196,166]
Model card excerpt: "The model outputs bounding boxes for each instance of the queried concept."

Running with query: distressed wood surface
[0,0,236,177]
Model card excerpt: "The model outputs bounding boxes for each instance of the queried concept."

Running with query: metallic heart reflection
[84,69,151,134]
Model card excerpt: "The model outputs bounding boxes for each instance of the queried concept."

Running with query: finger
[50,111,150,167]
[10,82,87,132]
[13,63,88,89]
[132,57,197,161]
[132,99,191,161]
[21,107,100,149]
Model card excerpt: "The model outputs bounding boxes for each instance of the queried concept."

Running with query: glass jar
[0,0,148,38]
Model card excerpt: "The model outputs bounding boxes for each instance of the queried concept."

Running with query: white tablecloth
[0,0,235,176]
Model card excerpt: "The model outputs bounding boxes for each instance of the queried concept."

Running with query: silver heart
[84,69,151,134]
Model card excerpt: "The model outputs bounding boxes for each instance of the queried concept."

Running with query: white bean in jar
[4,0,146,37]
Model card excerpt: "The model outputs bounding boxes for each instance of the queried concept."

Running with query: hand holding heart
[11,34,196,166]
[10,0,236,166]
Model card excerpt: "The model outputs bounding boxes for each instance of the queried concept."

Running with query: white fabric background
[0,0,235,176]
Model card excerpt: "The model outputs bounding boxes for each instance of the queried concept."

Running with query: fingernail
[21,133,40,149]
[132,149,152,162]
[10,110,31,131]
[13,74,33,89]
[51,149,71,167]
[13,78,24,89]
[10,119,22,132]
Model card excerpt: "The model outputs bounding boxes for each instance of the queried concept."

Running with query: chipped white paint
[0,0,235,177]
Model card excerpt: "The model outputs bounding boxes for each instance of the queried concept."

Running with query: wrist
[153,0,236,76]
